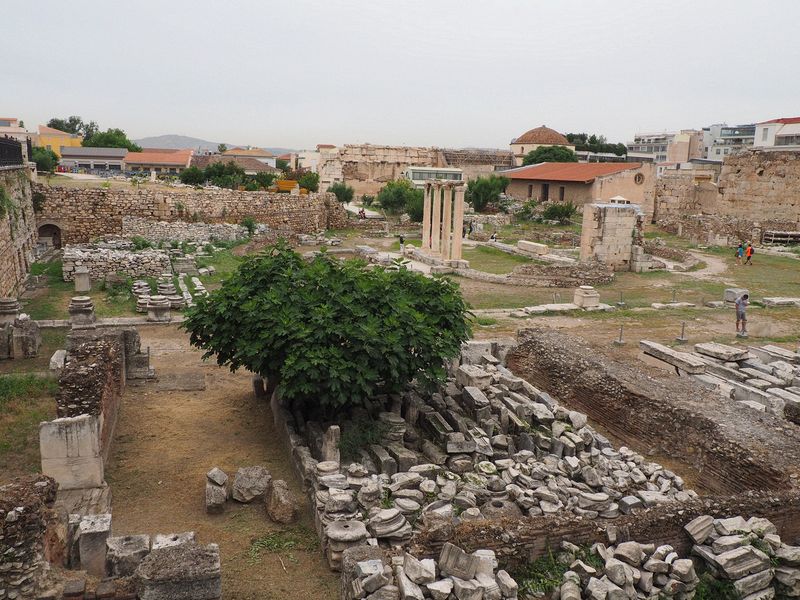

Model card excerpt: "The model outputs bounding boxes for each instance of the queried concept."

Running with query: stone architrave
[441,186,453,260]
[451,186,465,260]
[422,184,432,251]
[431,184,442,254]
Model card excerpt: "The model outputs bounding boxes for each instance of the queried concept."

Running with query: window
[520,147,524,155]
[527,184,533,199]
[716,149,721,155]
[559,186,565,201]
[541,183,550,201]
[762,128,769,141]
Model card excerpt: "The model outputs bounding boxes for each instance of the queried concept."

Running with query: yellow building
[38,125,82,157]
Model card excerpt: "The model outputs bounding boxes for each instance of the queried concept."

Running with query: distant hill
[134,134,296,156]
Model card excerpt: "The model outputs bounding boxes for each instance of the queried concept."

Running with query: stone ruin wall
[62,245,172,281]
[579,204,640,270]
[121,216,248,243]
[507,327,800,495]
[654,150,800,239]
[0,475,58,600]
[34,184,349,244]
[0,167,37,297]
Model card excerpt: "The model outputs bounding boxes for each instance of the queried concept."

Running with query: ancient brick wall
[579,204,640,269]
[0,475,58,600]
[0,167,37,297]
[507,327,800,496]
[33,185,348,244]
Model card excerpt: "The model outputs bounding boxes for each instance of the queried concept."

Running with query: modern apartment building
[626,130,703,164]
[754,117,800,149]
[702,123,756,161]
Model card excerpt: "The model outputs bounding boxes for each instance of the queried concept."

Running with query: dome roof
[514,125,569,145]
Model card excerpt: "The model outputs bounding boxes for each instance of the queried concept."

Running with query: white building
[702,123,755,161]
[402,166,462,189]
[754,117,800,149]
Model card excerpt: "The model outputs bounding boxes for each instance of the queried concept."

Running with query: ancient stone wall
[0,475,58,600]
[34,184,348,244]
[654,150,800,235]
[0,167,37,297]
[579,204,640,270]
[62,245,173,281]
[507,327,800,495]
[121,216,248,243]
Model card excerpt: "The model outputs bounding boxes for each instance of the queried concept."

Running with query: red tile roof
[759,117,800,125]
[125,149,193,166]
[505,162,642,183]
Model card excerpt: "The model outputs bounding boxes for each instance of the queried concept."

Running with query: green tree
[328,182,354,204]
[377,179,422,215]
[83,128,142,152]
[276,158,290,172]
[405,192,424,222]
[47,116,98,138]
[217,143,228,154]
[204,161,245,188]
[542,202,577,224]
[465,175,509,212]
[183,242,471,417]
[31,147,59,172]
[179,166,205,185]
[298,171,320,192]
[250,172,277,189]
[522,146,578,165]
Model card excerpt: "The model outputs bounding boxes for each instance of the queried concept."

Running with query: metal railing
[0,136,24,168]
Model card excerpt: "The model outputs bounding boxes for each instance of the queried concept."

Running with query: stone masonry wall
[34,185,348,244]
[0,167,37,297]
[579,204,639,270]
[62,245,172,281]
[121,216,248,243]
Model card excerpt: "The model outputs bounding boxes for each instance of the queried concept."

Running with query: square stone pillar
[442,186,453,260]
[74,266,91,293]
[422,184,432,251]
[451,186,466,260]
[431,184,442,254]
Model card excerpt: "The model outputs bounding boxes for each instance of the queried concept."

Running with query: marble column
[442,185,453,260]
[421,183,432,250]
[451,186,466,260]
[431,184,442,254]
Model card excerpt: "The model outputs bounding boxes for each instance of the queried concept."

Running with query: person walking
[745,242,754,265]
[735,243,744,265]
[735,293,749,337]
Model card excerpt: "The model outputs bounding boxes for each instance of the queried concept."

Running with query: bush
[183,242,471,418]
[377,179,421,215]
[329,182,355,204]
[131,236,152,250]
[518,200,538,220]
[542,202,577,224]
[240,216,257,236]
[180,166,205,185]
[31,147,58,173]
[466,175,509,212]
[298,172,320,192]
[405,192,424,222]
[361,194,375,207]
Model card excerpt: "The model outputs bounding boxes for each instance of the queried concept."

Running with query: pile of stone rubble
[641,340,800,424]
[686,514,800,598]
[343,543,518,600]
[204,465,298,524]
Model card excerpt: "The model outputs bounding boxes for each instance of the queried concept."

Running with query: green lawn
[462,246,532,274]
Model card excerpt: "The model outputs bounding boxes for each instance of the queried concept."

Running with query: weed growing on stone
[248,527,318,563]
[513,546,602,597]
[693,573,737,600]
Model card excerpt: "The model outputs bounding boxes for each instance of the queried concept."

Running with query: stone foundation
[121,216,248,244]
[62,245,172,282]
[0,167,37,297]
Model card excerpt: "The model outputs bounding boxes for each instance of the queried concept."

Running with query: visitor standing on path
[745,242,754,265]
[735,243,744,265]
[735,293,749,337]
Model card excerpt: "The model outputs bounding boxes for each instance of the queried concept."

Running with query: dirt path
[106,325,338,600]
[683,251,728,279]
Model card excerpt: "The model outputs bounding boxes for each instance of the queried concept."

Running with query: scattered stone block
[439,542,478,580]
[152,531,196,550]
[266,479,297,524]
[231,466,271,503]
[135,542,221,600]
[78,513,112,577]
[106,534,151,576]
[205,481,227,514]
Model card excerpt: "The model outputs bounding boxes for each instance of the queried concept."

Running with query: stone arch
[37,222,63,249]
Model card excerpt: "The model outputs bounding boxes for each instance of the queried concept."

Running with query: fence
[0,137,24,168]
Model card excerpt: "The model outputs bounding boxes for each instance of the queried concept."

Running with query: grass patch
[0,373,58,477]
[513,547,602,597]
[472,315,498,326]
[196,249,244,284]
[248,527,319,563]
[389,239,422,251]
[462,246,531,274]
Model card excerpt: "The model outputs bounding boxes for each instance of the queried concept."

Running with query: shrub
[405,192,424,222]
[32,190,46,212]
[361,194,375,207]
[377,179,421,215]
[329,182,355,204]
[542,202,577,224]
[298,172,320,192]
[183,242,471,418]
[131,236,152,250]
[240,216,257,236]
[30,147,59,173]
[466,175,509,212]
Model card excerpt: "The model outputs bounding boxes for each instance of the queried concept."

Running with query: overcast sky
[6,0,799,150]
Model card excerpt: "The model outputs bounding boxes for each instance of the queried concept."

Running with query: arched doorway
[38,223,62,249]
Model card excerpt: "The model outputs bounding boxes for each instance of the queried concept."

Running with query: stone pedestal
[74,266,91,293]
[0,297,20,325]
[325,520,368,571]
[68,296,96,329]
[573,286,600,309]
[78,513,112,577]
[147,296,171,322]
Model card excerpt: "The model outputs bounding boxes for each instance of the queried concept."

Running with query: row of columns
[421,182,466,261]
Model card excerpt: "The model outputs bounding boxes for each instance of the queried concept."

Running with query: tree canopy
[83,128,142,152]
[522,146,578,165]
[377,179,423,215]
[565,133,627,156]
[217,143,228,154]
[183,242,471,416]
[31,147,59,172]
[466,175,509,212]
[328,182,354,204]
[47,116,98,138]
[179,162,276,190]
[298,171,320,192]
